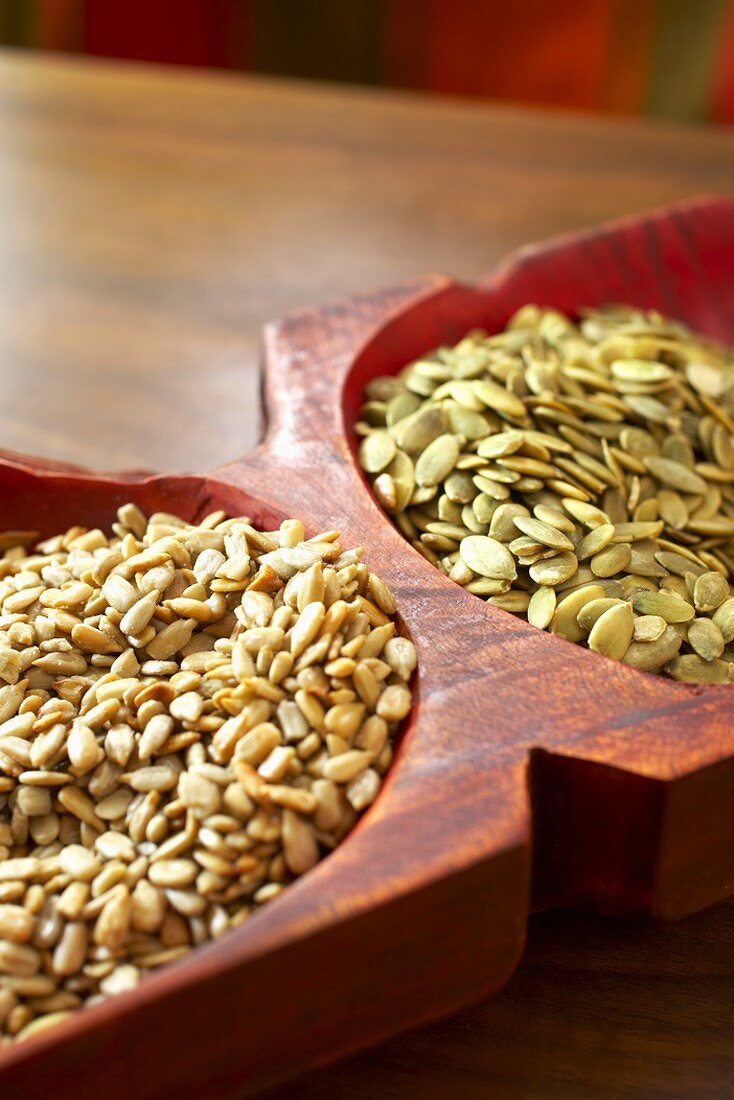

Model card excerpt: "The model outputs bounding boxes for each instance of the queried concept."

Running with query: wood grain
[2,50,734,1097]
[268,902,734,1100]
[1,49,734,474]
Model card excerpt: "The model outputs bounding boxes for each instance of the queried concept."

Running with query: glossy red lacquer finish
[0,196,733,1098]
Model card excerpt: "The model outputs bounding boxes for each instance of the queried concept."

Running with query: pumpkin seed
[472,379,526,420]
[590,543,632,578]
[611,359,675,384]
[358,431,396,474]
[391,405,447,451]
[576,597,625,632]
[713,598,734,642]
[489,503,531,542]
[666,654,730,683]
[414,435,461,487]
[693,571,730,613]
[575,524,615,560]
[550,585,604,642]
[631,591,695,623]
[588,603,634,660]
[527,586,557,629]
[643,456,708,495]
[386,451,415,513]
[633,614,667,642]
[459,536,517,580]
[489,590,531,613]
[529,552,578,587]
[687,618,725,661]
[513,517,575,552]
[476,431,524,459]
[358,304,734,682]
[623,625,683,671]
[657,489,688,529]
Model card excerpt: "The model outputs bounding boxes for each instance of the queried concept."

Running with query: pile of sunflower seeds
[357,304,734,683]
[0,505,414,1042]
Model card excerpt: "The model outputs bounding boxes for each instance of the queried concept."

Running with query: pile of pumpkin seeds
[356,304,734,683]
[0,505,414,1042]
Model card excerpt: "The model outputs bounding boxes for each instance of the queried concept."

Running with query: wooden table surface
[2,50,734,1098]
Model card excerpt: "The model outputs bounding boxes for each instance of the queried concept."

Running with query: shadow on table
[266,897,734,1098]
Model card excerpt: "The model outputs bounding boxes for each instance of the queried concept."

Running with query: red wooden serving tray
[1,195,734,1099]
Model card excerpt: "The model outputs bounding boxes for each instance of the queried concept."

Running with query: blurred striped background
[1,0,733,125]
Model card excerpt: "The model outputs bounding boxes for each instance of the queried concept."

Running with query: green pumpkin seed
[461,505,488,534]
[373,473,397,512]
[611,359,675,384]
[588,602,634,660]
[527,586,557,629]
[611,521,664,543]
[631,590,695,623]
[476,431,525,459]
[529,552,578,587]
[359,431,397,474]
[712,598,734,642]
[657,489,688,529]
[472,475,510,501]
[562,500,611,528]
[643,456,708,495]
[473,493,500,525]
[459,536,517,580]
[575,524,615,560]
[444,404,492,440]
[622,625,683,671]
[385,450,415,513]
[415,435,461,488]
[693,571,730,613]
[532,505,577,532]
[550,584,605,642]
[576,597,626,632]
[666,654,730,683]
[633,615,666,642]
[386,391,422,426]
[687,618,725,661]
[489,503,531,542]
[391,405,447,452]
[358,305,734,683]
[590,543,632,578]
[466,577,512,596]
[513,517,575,552]
[472,380,527,421]
[489,590,532,613]
[444,471,476,504]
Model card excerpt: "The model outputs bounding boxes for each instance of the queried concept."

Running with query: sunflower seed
[0,505,413,1042]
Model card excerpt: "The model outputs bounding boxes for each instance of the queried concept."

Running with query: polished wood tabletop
[2,50,734,1098]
